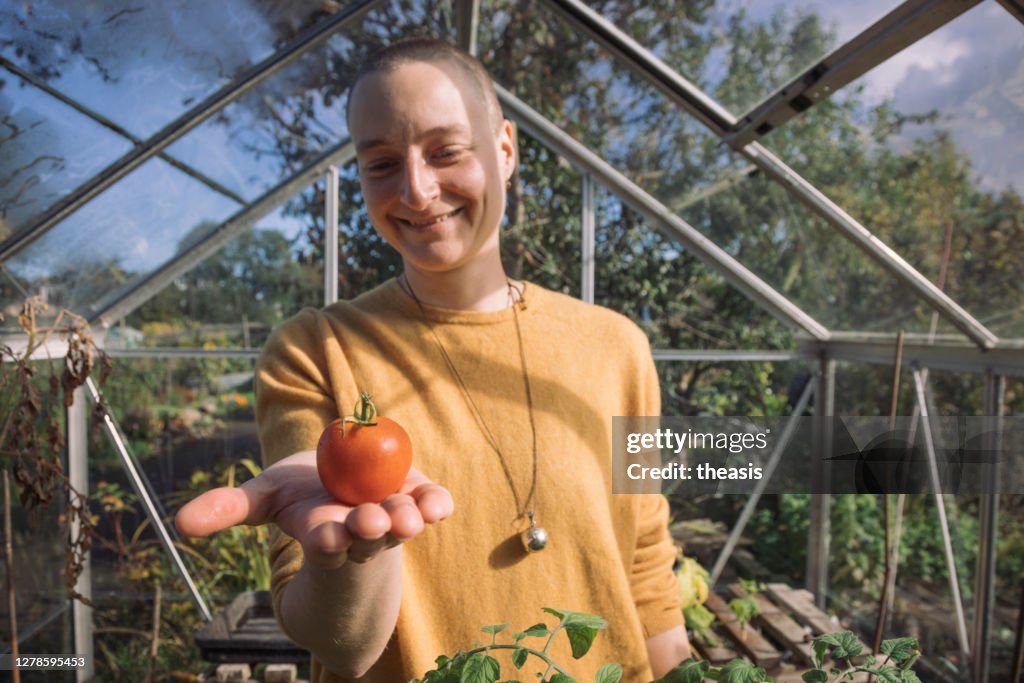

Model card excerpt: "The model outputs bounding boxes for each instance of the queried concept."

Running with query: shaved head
[346,37,504,133]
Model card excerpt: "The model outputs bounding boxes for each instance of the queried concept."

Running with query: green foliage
[409,608,609,683]
[804,632,921,683]
[683,603,718,647]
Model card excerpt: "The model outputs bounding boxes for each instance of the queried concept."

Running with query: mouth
[398,208,462,228]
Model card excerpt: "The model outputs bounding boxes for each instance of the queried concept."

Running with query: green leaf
[515,623,550,641]
[549,674,577,683]
[655,659,711,683]
[880,637,918,664]
[718,659,770,682]
[459,653,500,683]
[873,665,901,683]
[900,671,921,683]
[542,608,607,630]
[512,647,528,669]
[820,631,863,659]
[801,671,828,683]
[812,639,828,669]
[482,623,512,636]
[565,624,600,659]
[595,663,622,683]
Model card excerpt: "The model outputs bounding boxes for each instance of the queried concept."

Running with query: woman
[176,37,690,681]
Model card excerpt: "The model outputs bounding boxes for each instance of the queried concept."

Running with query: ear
[498,119,518,180]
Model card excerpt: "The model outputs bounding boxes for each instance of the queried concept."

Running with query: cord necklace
[400,274,547,553]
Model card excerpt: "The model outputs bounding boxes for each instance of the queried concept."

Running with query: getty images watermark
[611,416,1023,495]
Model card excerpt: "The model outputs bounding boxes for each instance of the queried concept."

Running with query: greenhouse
[1,0,1023,681]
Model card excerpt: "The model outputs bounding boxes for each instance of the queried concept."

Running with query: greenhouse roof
[1,0,1023,362]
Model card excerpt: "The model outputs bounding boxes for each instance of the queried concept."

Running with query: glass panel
[0,1,344,138]
[0,158,240,330]
[163,0,464,202]
[594,184,795,355]
[495,0,904,118]
[123,204,322,349]
[0,72,133,246]
[764,2,1024,340]
[164,33,354,202]
[480,0,953,335]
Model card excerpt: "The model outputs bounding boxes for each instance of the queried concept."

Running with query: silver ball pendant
[521,511,548,553]
[522,525,548,553]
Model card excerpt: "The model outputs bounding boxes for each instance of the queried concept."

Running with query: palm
[175,450,452,566]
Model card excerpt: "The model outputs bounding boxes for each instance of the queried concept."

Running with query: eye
[361,158,397,177]
[433,146,466,163]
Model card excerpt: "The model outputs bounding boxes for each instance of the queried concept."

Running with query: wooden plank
[690,632,741,665]
[765,583,840,636]
[727,583,815,666]
[765,583,870,666]
[703,592,783,670]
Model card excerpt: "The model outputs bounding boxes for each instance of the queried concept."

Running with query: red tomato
[316,393,413,505]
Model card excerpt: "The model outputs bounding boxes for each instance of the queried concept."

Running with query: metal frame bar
[807,355,834,606]
[84,377,213,623]
[454,0,481,56]
[798,335,1024,377]
[89,140,356,328]
[709,378,815,585]
[911,366,970,660]
[725,0,981,148]
[653,349,806,362]
[581,174,596,304]
[104,348,261,360]
[997,0,1024,25]
[539,0,998,350]
[497,86,831,340]
[972,371,1005,682]
[67,385,94,682]
[0,57,247,207]
[324,166,340,306]
[0,0,380,263]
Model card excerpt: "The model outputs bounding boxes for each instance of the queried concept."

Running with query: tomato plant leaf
[565,624,600,659]
[801,671,828,683]
[880,637,918,664]
[482,623,511,635]
[873,665,901,683]
[459,653,500,683]
[821,631,862,659]
[655,659,711,683]
[542,607,607,630]
[549,674,577,683]
[812,639,828,669]
[515,623,549,640]
[595,663,622,683]
[718,659,770,682]
[511,646,528,669]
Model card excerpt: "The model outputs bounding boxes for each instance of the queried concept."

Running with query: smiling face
[348,59,516,278]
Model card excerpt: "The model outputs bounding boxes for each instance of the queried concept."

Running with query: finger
[346,535,392,564]
[175,487,252,538]
[408,482,454,524]
[301,521,352,570]
[381,494,424,541]
[345,503,392,541]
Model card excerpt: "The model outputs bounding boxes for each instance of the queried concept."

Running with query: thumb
[175,484,265,538]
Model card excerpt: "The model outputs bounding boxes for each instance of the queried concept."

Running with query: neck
[401,260,515,312]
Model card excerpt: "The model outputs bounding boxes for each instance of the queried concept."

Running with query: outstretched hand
[174,451,453,569]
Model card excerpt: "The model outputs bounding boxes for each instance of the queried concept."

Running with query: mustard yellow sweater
[256,278,682,682]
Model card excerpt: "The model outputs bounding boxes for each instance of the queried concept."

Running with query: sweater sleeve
[629,333,684,638]
[254,309,341,631]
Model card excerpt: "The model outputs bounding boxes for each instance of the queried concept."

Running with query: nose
[400,158,439,210]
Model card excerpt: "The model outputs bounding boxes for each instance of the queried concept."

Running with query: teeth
[409,209,457,227]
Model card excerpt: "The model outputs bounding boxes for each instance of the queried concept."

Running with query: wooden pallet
[689,583,871,682]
